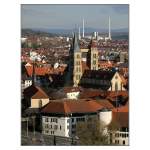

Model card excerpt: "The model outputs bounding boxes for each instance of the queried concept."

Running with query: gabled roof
[23,85,49,99]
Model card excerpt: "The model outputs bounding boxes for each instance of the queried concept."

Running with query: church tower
[90,40,99,70]
[73,33,82,87]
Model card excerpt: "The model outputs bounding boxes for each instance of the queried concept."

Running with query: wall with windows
[42,115,91,137]
[42,116,70,137]
[110,131,129,145]
[90,48,99,70]
[66,91,80,99]
[24,80,32,88]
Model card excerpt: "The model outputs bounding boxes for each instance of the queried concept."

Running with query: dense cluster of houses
[21,33,129,145]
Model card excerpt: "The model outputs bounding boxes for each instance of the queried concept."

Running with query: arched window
[39,100,42,108]
[115,82,118,91]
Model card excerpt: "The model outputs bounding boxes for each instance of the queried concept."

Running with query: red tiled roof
[24,85,49,99]
[25,65,66,76]
[106,91,128,100]
[25,66,48,76]
[41,100,104,114]
[112,105,128,113]
[96,100,114,109]
[112,112,128,127]
[80,89,104,99]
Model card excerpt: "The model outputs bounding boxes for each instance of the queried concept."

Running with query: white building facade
[110,129,129,145]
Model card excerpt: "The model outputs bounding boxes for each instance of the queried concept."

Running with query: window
[77,54,80,58]
[60,125,61,130]
[54,125,58,130]
[45,117,49,122]
[76,67,78,72]
[51,118,58,123]
[123,140,125,145]
[72,118,74,123]
[115,82,118,91]
[76,61,80,66]
[55,118,58,123]
[79,67,81,72]
[72,124,76,128]
[93,54,97,58]
[45,130,49,134]
[93,60,96,65]
[45,124,49,128]
[76,117,85,122]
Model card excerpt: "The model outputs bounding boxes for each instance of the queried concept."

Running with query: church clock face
[115,76,118,79]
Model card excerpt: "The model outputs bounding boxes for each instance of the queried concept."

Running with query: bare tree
[76,117,109,145]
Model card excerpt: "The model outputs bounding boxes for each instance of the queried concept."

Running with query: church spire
[73,32,80,52]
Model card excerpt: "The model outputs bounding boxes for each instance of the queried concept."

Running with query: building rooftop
[23,85,49,99]
[41,99,109,115]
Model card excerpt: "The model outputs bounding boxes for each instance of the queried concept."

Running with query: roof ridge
[63,101,71,114]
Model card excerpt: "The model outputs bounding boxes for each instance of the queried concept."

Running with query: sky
[21,4,129,30]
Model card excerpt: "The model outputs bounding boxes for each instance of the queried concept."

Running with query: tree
[76,117,109,145]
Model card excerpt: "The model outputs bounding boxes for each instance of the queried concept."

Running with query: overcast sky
[21,4,129,30]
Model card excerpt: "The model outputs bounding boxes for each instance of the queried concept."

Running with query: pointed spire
[82,18,84,38]
[73,32,80,52]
